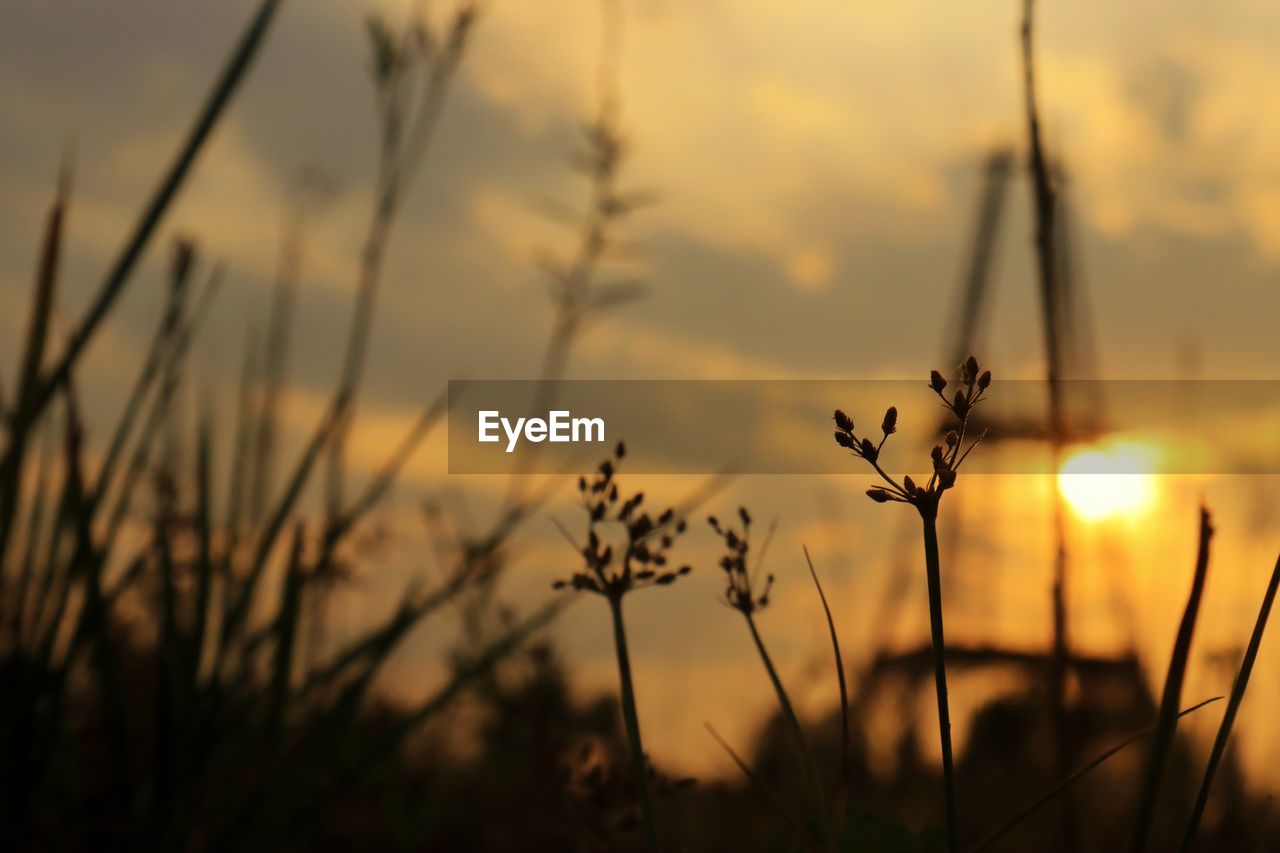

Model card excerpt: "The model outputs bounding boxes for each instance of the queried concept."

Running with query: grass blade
[705,722,822,853]
[743,609,829,844]
[30,0,284,423]
[98,264,225,551]
[1180,550,1280,850]
[0,160,70,570]
[609,592,661,853]
[1128,507,1214,853]
[98,268,224,556]
[189,414,216,692]
[225,320,261,538]
[804,544,850,786]
[95,241,199,507]
[268,524,306,736]
[326,386,452,545]
[970,696,1223,853]
[10,418,55,647]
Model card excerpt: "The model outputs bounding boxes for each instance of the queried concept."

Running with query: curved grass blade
[0,159,70,568]
[1181,550,1280,850]
[804,544,850,786]
[1128,508,1214,853]
[31,0,284,422]
[705,722,822,853]
[970,696,1223,853]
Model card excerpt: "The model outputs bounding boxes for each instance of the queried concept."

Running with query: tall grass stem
[608,593,661,853]
[1180,550,1280,850]
[744,612,829,844]
[922,508,959,853]
[1128,508,1213,853]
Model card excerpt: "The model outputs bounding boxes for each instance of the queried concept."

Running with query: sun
[1057,442,1157,522]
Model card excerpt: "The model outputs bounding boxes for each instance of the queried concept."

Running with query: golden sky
[3,0,1280,781]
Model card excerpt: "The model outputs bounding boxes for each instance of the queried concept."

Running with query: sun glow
[1057,442,1158,522]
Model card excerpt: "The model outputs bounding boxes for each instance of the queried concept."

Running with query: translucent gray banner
[446,380,1280,475]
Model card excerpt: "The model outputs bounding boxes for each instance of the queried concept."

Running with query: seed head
[555,448,688,597]
[833,409,854,433]
[930,370,947,393]
[881,406,898,436]
[709,507,768,613]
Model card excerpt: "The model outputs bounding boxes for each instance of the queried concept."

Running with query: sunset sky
[3,0,1279,783]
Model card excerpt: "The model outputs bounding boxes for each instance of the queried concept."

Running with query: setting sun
[1057,442,1158,522]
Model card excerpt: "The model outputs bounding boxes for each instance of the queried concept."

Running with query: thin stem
[921,508,960,853]
[608,593,660,853]
[744,612,829,843]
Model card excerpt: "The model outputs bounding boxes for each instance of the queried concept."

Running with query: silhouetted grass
[1128,508,1214,852]
[1181,549,1280,850]
[0,4,562,849]
[833,357,992,852]
[709,509,831,845]
[971,696,1223,853]
[553,444,693,852]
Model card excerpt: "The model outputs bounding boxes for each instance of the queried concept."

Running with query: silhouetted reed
[708,510,830,842]
[325,2,478,518]
[1127,508,1213,852]
[552,443,691,852]
[832,355,991,852]
[0,4,565,848]
[1181,549,1280,849]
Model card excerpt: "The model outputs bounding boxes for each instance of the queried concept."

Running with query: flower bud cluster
[552,442,691,597]
[832,356,992,512]
[708,507,773,614]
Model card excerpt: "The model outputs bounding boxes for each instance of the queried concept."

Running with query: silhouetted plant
[552,442,690,852]
[1128,508,1213,853]
[708,508,832,847]
[1181,549,1280,850]
[831,355,991,853]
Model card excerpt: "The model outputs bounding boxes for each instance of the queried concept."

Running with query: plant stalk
[1180,550,1280,850]
[922,506,960,853]
[608,593,661,852]
[745,612,829,841]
